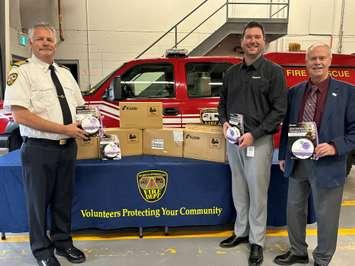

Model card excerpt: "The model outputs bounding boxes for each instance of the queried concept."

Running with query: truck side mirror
[106,76,125,101]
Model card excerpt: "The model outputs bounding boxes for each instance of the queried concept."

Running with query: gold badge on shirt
[7,73,18,86]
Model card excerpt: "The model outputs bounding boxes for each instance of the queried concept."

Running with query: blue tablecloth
[0,150,314,233]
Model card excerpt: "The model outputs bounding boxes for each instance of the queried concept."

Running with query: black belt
[23,137,75,146]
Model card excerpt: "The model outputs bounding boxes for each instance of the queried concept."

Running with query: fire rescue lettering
[286,69,351,78]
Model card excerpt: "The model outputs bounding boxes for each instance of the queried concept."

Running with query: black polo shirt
[218,55,287,139]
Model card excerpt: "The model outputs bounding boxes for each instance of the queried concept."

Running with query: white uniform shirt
[4,55,85,140]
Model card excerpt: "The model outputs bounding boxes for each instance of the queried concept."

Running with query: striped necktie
[302,85,318,122]
[49,64,73,125]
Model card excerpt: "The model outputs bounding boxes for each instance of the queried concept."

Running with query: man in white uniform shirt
[4,23,87,266]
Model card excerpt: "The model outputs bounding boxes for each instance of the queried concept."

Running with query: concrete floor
[1,169,355,266]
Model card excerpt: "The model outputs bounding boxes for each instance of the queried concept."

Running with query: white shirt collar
[29,54,59,72]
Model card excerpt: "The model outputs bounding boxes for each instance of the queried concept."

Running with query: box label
[151,139,165,150]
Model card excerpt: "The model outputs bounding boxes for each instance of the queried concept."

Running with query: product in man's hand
[226,126,241,144]
[227,113,244,144]
[76,105,102,136]
[288,121,318,160]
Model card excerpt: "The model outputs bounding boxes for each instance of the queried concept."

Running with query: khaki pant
[226,134,273,246]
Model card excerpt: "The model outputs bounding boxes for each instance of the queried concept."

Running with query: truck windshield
[121,63,174,98]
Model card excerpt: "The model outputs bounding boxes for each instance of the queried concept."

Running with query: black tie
[49,64,72,125]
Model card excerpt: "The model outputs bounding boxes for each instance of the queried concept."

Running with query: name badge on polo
[247,146,255,157]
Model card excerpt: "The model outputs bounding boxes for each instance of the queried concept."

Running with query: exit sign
[18,34,29,46]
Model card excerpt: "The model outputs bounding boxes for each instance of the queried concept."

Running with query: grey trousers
[287,174,344,265]
[227,135,273,246]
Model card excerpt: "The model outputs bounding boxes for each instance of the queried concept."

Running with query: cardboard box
[119,102,163,129]
[76,137,100,160]
[104,128,143,156]
[183,125,226,163]
[143,128,184,157]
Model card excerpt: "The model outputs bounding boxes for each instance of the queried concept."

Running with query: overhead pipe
[85,0,91,88]
[337,0,345,53]
[57,0,64,41]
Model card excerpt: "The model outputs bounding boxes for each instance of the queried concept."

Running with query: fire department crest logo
[7,73,18,86]
[137,170,168,203]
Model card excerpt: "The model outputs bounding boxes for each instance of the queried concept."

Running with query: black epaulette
[11,59,29,67]
[58,64,70,71]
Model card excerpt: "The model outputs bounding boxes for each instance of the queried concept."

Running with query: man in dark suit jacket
[274,43,355,266]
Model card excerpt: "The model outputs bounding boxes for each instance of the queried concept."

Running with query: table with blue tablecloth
[0,150,315,235]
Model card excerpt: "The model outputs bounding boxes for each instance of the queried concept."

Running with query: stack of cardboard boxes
[76,102,226,163]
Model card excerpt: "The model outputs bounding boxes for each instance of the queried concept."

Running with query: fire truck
[1,51,355,172]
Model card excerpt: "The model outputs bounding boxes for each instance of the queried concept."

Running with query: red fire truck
[1,51,355,171]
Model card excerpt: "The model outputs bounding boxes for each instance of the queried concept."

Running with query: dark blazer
[279,78,355,188]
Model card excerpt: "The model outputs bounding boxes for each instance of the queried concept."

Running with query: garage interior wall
[8,0,355,91]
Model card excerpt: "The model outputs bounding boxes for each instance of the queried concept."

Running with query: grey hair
[306,42,332,59]
[28,23,57,42]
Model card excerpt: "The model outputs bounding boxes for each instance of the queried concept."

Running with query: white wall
[271,0,355,54]
[55,0,226,89]
[8,0,355,91]
[9,0,29,60]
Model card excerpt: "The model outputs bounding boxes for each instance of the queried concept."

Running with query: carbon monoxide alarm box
[119,102,163,129]
[104,128,143,156]
[183,125,226,163]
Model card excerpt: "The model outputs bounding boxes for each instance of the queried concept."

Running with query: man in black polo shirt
[218,21,287,265]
